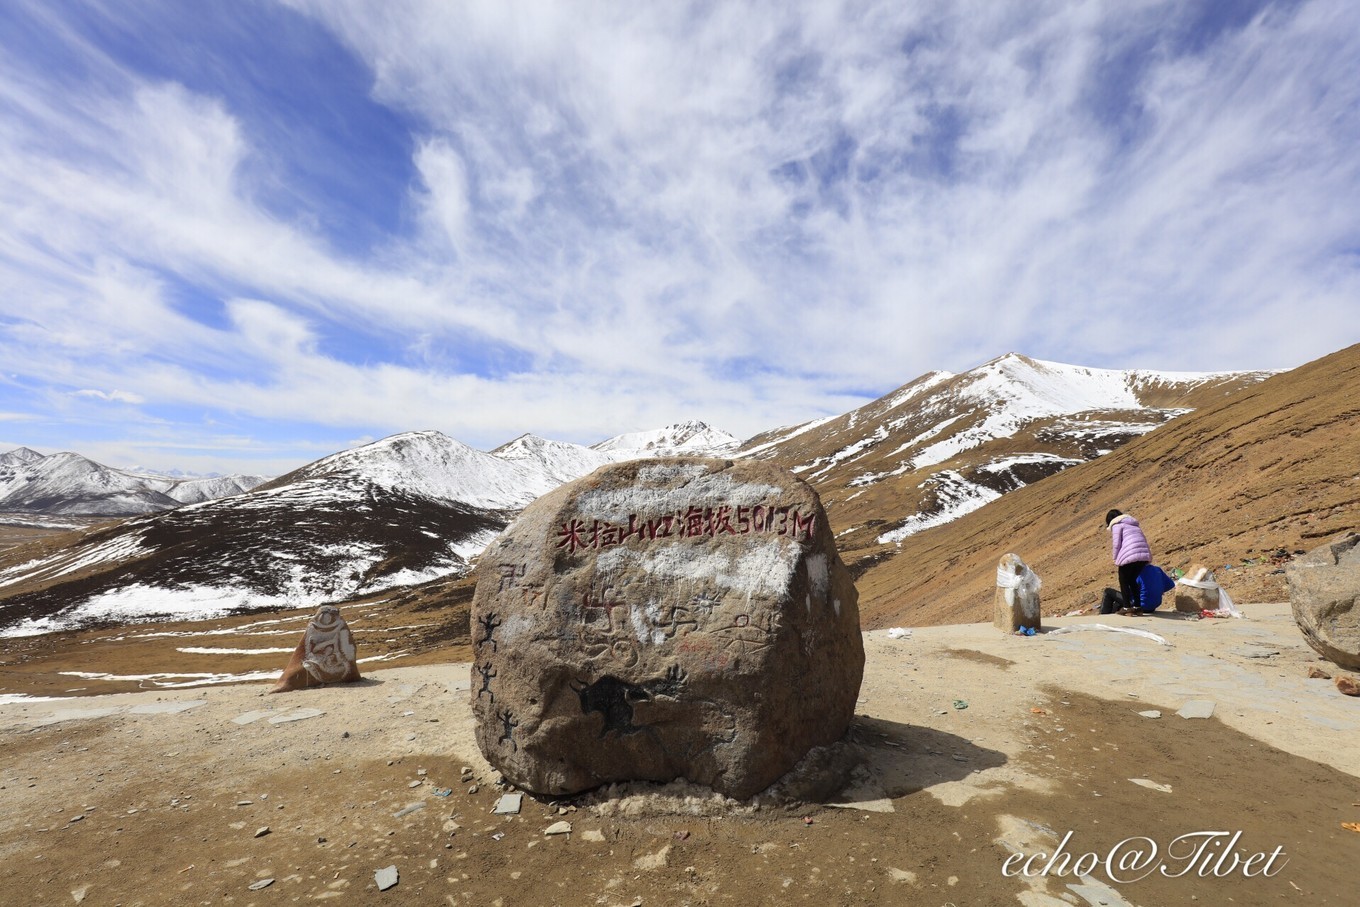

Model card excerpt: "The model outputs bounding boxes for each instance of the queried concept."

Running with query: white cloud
[72,389,146,405]
[414,138,473,255]
[0,0,1357,471]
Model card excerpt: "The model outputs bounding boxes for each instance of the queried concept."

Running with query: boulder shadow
[823,715,1008,808]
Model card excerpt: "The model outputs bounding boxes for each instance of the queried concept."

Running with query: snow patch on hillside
[876,472,1003,545]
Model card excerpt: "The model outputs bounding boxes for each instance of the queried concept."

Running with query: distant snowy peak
[0,446,45,466]
[592,420,740,456]
[0,447,267,516]
[491,434,617,485]
[274,430,558,511]
[164,475,270,505]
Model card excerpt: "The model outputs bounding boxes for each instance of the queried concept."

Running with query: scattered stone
[393,803,425,819]
[1176,700,1215,719]
[407,780,423,788]
[128,700,207,715]
[266,708,325,725]
[994,553,1041,633]
[1288,534,1360,670]
[236,800,253,807]
[1337,676,1360,697]
[1308,666,1333,680]
[1129,778,1173,793]
[470,458,865,800]
[232,710,274,725]
[1137,710,1162,719]
[580,829,607,843]
[247,879,274,891]
[544,821,572,836]
[633,844,671,870]
[374,865,399,891]
[271,605,362,693]
[71,885,90,902]
[492,793,523,815]
[254,826,270,838]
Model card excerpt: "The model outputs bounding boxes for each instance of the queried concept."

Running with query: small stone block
[374,865,399,891]
[248,879,274,891]
[544,821,572,835]
[492,793,523,815]
[267,708,325,725]
[231,710,274,726]
[1176,700,1215,719]
[1137,710,1162,719]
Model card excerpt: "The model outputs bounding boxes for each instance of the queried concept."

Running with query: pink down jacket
[1110,515,1152,565]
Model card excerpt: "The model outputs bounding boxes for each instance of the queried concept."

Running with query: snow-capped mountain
[741,353,1274,548]
[492,422,740,485]
[0,360,1273,638]
[266,430,559,511]
[0,424,744,636]
[592,420,740,456]
[0,448,268,516]
[491,434,618,485]
[0,431,524,636]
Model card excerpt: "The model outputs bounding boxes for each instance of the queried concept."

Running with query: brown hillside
[852,343,1360,627]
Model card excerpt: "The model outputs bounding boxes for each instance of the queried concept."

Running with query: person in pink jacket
[1106,508,1152,614]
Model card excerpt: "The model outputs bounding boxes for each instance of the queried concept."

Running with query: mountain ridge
[0,448,268,517]
[0,356,1294,636]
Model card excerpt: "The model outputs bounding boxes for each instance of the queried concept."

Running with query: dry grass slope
[850,343,1360,627]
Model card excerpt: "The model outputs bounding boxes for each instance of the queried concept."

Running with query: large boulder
[469,457,864,799]
[1288,534,1360,670]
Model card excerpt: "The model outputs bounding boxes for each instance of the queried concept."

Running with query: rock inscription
[469,458,864,799]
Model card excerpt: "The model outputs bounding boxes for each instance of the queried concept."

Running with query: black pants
[1118,561,1148,612]
[1100,588,1125,614]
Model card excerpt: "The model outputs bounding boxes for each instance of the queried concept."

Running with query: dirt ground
[2,605,1359,906]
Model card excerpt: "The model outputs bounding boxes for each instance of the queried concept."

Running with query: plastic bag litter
[1045,624,1172,646]
[1177,576,1244,618]
[886,627,913,640]
[996,563,1042,593]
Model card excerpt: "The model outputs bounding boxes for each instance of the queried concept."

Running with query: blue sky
[1,0,1357,476]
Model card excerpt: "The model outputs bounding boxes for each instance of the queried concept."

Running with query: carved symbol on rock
[577,581,638,665]
[497,563,526,592]
[689,591,721,616]
[476,613,503,652]
[476,662,498,700]
[518,582,547,610]
[712,611,775,657]
[496,708,520,751]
